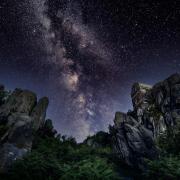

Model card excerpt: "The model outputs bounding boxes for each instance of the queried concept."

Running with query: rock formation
[0,73,179,172]
[0,87,49,172]
[110,73,180,169]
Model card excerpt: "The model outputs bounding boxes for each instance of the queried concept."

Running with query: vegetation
[144,124,180,180]
[0,88,11,106]
[0,89,179,180]
[0,120,121,180]
[83,131,111,148]
[1,119,180,180]
[144,156,180,180]
[148,104,163,121]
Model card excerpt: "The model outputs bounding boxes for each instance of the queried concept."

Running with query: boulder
[0,87,49,172]
[110,73,180,170]
[110,112,158,169]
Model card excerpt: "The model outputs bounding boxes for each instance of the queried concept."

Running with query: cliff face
[110,73,180,169]
[0,87,48,171]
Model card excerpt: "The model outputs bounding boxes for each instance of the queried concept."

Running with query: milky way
[0,0,180,141]
[32,0,117,141]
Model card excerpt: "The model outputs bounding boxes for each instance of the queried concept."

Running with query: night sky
[0,0,180,141]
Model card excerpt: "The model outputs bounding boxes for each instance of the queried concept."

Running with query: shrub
[0,89,11,106]
[145,124,180,179]
[145,156,180,180]
[0,131,121,180]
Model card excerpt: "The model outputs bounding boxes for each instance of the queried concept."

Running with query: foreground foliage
[0,120,121,180]
[145,156,180,180]
[1,117,180,179]
[144,124,180,180]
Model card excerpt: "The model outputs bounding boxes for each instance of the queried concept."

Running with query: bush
[0,89,10,106]
[61,157,121,180]
[84,131,111,148]
[145,156,180,180]
[0,130,121,180]
[145,124,180,179]
[157,126,180,155]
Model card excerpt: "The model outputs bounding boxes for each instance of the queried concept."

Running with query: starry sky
[0,0,180,141]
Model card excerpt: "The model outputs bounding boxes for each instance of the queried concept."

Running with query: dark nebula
[0,0,180,141]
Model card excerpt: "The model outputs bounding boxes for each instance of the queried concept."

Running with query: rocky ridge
[110,73,180,169]
[0,87,48,171]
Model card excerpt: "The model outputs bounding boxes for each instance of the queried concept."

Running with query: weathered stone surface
[0,89,37,119]
[110,112,158,169]
[110,73,180,169]
[131,83,152,111]
[31,97,49,130]
[0,87,49,172]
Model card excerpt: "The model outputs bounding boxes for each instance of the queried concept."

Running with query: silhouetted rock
[0,88,49,172]
[0,73,180,172]
[110,112,158,170]
[110,73,180,169]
